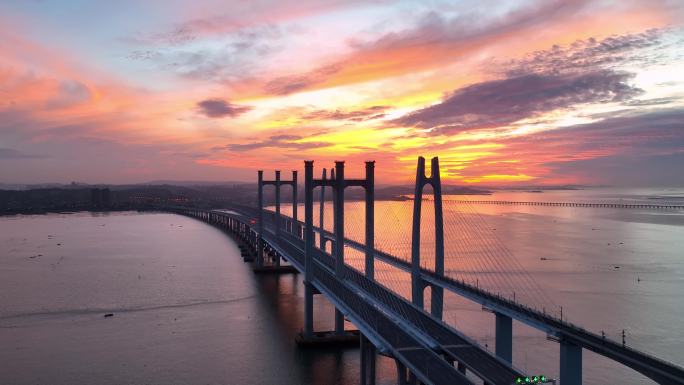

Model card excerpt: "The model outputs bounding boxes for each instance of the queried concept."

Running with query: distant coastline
[1,183,619,216]
[0,183,491,215]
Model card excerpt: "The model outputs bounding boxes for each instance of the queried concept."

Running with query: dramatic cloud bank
[1,0,682,184]
[395,70,641,132]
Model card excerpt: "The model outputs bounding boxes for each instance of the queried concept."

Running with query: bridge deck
[198,208,527,385]
[253,217,475,385]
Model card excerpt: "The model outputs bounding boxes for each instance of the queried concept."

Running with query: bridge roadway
[232,207,523,385]
[239,205,684,385]
[181,206,527,385]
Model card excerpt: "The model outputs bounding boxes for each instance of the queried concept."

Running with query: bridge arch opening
[418,183,437,272]
[322,237,333,254]
[423,285,432,313]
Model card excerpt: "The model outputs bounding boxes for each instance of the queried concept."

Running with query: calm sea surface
[1,188,682,385]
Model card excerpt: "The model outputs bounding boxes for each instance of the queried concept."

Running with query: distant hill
[139,180,250,187]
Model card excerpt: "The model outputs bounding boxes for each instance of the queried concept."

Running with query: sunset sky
[1,0,683,186]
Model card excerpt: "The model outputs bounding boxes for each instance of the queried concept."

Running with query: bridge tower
[319,168,327,251]
[301,160,375,383]
[331,161,375,333]
[410,156,445,319]
[257,169,298,270]
[303,161,315,338]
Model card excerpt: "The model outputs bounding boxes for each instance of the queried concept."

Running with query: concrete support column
[257,170,264,268]
[367,341,376,383]
[411,157,426,309]
[360,335,376,385]
[303,161,315,337]
[328,167,336,253]
[334,309,345,336]
[304,282,314,337]
[365,161,375,280]
[395,359,408,385]
[333,161,345,274]
[292,170,298,236]
[333,161,345,335]
[319,168,327,249]
[361,335,367,385]
[274,170,281,267]
[495,312,513,364]
[560,339,582,385]
[275,170,281,235]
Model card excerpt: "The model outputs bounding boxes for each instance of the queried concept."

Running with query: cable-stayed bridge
[163,157,683,385]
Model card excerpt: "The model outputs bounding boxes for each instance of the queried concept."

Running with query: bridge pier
[395,359,408,385]
[335,308,345,335]
[257,170,265,268]
[560,339,582,385]
[495,312,513,364]
[274,170,281,267]
[360,334,376,385]
[304,281,314,337]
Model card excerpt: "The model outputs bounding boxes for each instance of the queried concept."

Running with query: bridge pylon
[256,169,298,273]
[411,156,445,320]
[298,159,373,348]
[319,168,327,251]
